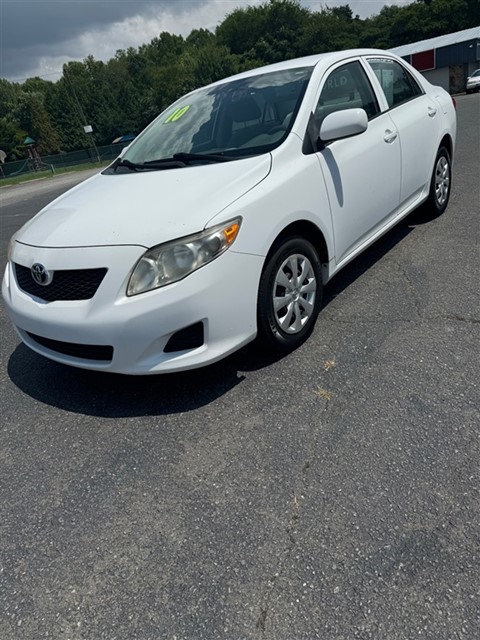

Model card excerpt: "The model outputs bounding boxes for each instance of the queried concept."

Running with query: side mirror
[319,108,368,143]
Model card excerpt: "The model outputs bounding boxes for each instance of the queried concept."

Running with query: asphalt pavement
[0,95,479,640]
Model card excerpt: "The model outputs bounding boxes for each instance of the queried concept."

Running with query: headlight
[127,217,242,296]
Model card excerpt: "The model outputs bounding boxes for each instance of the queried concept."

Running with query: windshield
[123,67,312,164]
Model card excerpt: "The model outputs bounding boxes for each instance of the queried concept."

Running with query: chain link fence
[0,144,123,178]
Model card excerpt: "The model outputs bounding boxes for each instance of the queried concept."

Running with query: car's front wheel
[257,237,323,352]
[425,146,452,217]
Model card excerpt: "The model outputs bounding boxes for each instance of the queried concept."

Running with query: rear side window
[314,61,380,125]
[368,58,423,109]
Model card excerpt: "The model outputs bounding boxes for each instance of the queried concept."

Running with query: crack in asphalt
[254,489,303,636]
[322,315,480,325]
[441,314,480,324]
[255,397,333,637]
[394,260,423,318]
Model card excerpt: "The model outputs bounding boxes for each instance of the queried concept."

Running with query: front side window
[314,61,380,126]
[122,67,312,165]
[368,58,423,109]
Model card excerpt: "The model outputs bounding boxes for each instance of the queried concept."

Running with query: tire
[425,146,452,217]
[257,237,323,353]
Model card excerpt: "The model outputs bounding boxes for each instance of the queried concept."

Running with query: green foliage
[191,44,239,87]
[217,0,310,63]
[0,117,27,160]
[15,91,61,154]
[389,0,467,46]
[299,6,361,55]
[0,0,477,160]
[0,78,22,119]
[186,28,216,49]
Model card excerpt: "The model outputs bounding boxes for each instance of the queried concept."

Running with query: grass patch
[0,161,111,187]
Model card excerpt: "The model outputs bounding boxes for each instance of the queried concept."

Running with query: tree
[0,79,21,119]
[0,117,27,159]
[298,6,360,55]
[2,0,478,158]
[192,44,238,87]
[217,0,310,62]
[15,92,61,154]
[186,28,216,49]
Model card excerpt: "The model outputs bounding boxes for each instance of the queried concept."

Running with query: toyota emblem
[31,263,53,286]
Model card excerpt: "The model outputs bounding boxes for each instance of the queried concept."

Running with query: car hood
[16,155,272,248]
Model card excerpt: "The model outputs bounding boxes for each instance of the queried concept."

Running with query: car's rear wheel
[257,237,323,352]
[425,146,452,217]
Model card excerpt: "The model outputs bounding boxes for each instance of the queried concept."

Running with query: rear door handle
[428,106,437,118]
[384,129,398,144]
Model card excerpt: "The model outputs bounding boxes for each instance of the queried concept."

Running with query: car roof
[204,48,397,88]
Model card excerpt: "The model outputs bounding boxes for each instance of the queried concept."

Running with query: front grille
[26,332,113,362]
[14,263,107,302]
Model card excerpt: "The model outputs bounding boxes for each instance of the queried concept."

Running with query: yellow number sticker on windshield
[163,105,190,124]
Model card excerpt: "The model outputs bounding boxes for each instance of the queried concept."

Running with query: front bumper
[2,243,263,374]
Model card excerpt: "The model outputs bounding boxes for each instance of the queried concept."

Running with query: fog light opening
[164,322,204,353]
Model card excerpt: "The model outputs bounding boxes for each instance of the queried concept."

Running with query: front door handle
[384,129,398,144]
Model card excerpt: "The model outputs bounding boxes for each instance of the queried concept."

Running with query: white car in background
[3,49,456,374]
[466,69,480,93]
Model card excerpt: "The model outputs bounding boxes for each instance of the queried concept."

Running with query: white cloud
[303,0,414,18]
[8,0,264,81]
[4,0,414,82]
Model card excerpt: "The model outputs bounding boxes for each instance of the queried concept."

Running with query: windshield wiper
[169,152,234,164]
[113,157,185,171]
[110,151,233,173]
[114,158,140,171]
[142,152,233,166]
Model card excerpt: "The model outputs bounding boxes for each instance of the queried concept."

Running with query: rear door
[366,57,441,207]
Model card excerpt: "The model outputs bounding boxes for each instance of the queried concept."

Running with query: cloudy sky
[0,0,414,82]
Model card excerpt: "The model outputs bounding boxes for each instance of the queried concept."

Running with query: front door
[312,60,402,266]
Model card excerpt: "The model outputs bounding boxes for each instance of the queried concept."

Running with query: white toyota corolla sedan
[3,49,456,374]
